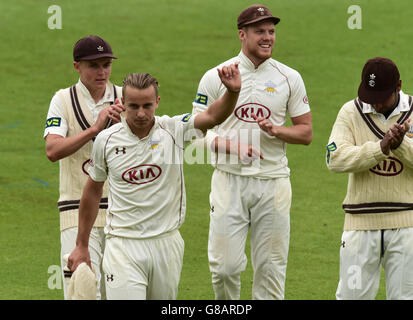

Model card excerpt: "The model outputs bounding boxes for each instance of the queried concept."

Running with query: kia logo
[122,164,162,185]
[369,157,403,176]
[234,103,271,123]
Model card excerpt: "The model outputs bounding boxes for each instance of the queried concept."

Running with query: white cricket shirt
[88,113,197,239]
[44,79,121,138]
[192,51,310,178]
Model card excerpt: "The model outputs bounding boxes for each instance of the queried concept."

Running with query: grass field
[1,0,413,300]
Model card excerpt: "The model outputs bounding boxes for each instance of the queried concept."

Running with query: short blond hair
[122,73,159,98]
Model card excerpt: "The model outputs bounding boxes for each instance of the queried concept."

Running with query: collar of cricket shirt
[77,79,115,107]
[238,50,271,71]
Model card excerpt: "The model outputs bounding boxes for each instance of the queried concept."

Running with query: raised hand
[217,62,241,94]
[381,118,411,154]
[93,98,125,133]
[108,98,125,123]
[389,118,410,149]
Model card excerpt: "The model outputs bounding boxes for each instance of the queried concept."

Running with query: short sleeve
[88,133,108,182]
[287,72,311,118]
[192,68,222,116]
[43,91,69,138]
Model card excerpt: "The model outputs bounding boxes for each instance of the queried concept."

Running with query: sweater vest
[56,83,120,231]
[343,97,413,230]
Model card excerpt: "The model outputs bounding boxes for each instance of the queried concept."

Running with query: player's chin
[134,120,148,127]
[257,49,272,60]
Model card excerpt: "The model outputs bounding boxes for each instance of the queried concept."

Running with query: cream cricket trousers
[336,228,413,300]
[208,169,291,300]
[61,226,106,300]
[102,230,184,300]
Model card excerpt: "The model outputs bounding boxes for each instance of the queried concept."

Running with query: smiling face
[239,19,275,68]
[73,57,112,96]
[123,85,160,138]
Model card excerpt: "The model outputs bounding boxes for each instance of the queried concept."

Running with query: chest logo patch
[234,103,271,123]
[122,164,162,185]
[369,157,403,176]
[264,81,277,95]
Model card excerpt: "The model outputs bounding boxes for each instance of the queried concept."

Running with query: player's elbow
[292,122,312,145]
[46,148,63,162]
[46,151,59,162]
[303,134,312,145]
[326,162,338,172]
[301,129,313,145]
[45,135,63,162]
[326,160,350,173]
[204,112,223,129]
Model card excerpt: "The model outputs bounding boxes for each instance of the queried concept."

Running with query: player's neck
[80,80,106,103]
[242,51,268,69]
[89,88,106,104]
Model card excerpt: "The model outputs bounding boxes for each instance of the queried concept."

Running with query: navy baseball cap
[73,35,117,62]
[237,4,280,29]
[358,57,400,104]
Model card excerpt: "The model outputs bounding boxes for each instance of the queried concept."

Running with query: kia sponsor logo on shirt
[234,103,271,123]
[369,157,403,176]
[122,164,162,185]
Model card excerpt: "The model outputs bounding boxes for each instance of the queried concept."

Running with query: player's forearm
[273,123,312,145]
[213,136,237,154]
[76,179,103,247]
[194,90,240,134]
[327,140,386,173]
[45,127,99,162]
[206,90,240,127]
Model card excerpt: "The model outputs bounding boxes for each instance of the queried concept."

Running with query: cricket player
[68,64,241,300]
[326,57,413,299]
[192,4,312,300]
[44,35,124,299]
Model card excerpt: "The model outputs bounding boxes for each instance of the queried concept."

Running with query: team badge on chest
[149,138,161,152]
[264,80,277,95]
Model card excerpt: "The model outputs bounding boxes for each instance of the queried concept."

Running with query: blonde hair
[122,73,159,98]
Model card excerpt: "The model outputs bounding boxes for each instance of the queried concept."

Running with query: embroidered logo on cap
[97,45,104,52]
[257,7,265,15]
[368,74,376,87]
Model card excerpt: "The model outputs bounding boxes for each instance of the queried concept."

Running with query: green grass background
[1,0,412,300]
